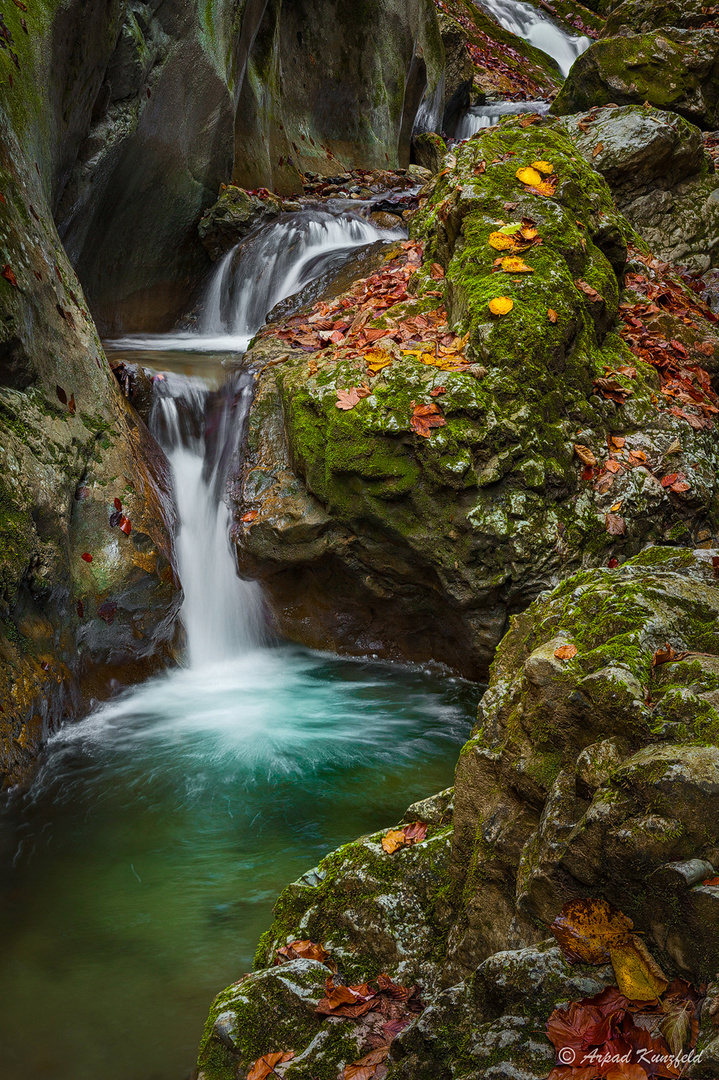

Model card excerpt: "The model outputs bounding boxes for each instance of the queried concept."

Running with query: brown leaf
[56,384,68,405]
[605,460,622,474]
[242,510,258,523]
[1,264,18,287]
[410,402,447,438]
[593,143,604,158]
[659,1002,693,1057]
[554,644,578,660]
[276,939,333,966]
[336,388,363,410]
[430,263,445,280]
[573,444,597,467]
[605,513,626,536]
[382,828,407,854]
[548,308,558,323]
[575,280,603,302]
[97,601,118,625]
[247,1051,295,1080]
[652,643,689,668]
[402,821,428,844]
[549,897,634,965]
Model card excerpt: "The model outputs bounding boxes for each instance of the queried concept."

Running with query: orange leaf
[549,897,634,964]
[241,510,258,523]
[554,644,578,660]
[382,828,406,854]
[1,264,18,287]
[247,1051,295,1080]
[410,402,447,438]
[593,142,604,158]
[548,308,558,323]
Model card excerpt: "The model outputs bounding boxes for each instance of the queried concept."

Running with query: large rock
[0,39,182,786]
[603,0,709,37]
[552,29,719,130]
[560,105,719,270]
[198,186,285,262]
[449,546,719,983]
[232,118,719,679]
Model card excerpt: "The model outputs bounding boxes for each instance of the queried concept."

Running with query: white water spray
[112,210,397,354]
[455,99,550,141]
[150,373,265,667]
[477,0,590,78]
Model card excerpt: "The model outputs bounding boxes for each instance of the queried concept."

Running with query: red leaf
[68,393,76,415]
[113,497,122,512]
[661,474,678,488]
[81,552,93,563]
[56,385,68,405]
[410,402,447,438]
[1,264,18,287]
[119,517,132,535]
[241,510,258,523]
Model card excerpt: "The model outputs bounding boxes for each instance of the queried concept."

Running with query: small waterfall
[150,371,265,667]
[477,0,590,78]
[455,99,550,140]
[199,210,396,347]
[413,74,445,136]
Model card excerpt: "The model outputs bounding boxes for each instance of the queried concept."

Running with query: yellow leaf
[489,231,518,251]
[610,935,669,1001]
[499,257,534,273]
[516,166,543,187]
[610,500,623,512]
[382,829,406,854]
[365,349,393,374]
[489,296,514,316]
[531,160,554,175]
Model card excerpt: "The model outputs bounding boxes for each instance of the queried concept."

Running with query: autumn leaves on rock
[234,116,719,678]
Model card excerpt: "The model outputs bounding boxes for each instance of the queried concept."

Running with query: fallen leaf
[531,160,554,175]
[430,263,445,279]
[56,385,68,405]
[489,296,514,315]
[1,264,18,287]
[498,256,534,274]
[365,350,393,374]
[610,436,626,449]
[336,388,364,410]
[97,600,118,625]
[605,460,622,474]
[516,166,543,187]
[575,280,602,302]
[593,143,604,158]
[241,510,258,523]
[659,1002,693,1057]
[554,644,578,660]
[410,402,447,438]
[119,516,132,535]
[109,510,122,528]
[81,553,93,563]
[247,1051,295,1080]
[610,935,669,1001]
[382,829,406,854]
[605,513,626,536]
[344,1046,390,1080]
[548,308,558,323]
[549,897,633,964]
[277,940,334,967]
[68,393,76,415]
[573,444,597,467]
[430,386,446,396]
[113,497,122,511]
[652,643,688,668]
[489,231,519,251]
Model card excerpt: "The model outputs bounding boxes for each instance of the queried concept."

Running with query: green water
[0,644,476,1080]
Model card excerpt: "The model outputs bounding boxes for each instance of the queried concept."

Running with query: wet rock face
[552,29,719,130]
[233,119,719,679]
[560,105,719,270]
[0,112,182,787]
[602,0,709,37]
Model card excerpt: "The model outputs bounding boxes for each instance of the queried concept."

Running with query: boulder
[560,105,719,270]
[233,118,719,679]
[603,0,709,36]
[552,29,719,130]
[412,132,448,176]
[198,186,284,262]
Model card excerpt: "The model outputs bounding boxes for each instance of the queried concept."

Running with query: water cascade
[477,0,591,77]
[0,203,476,1080]
[455,99,550,141]
[114,210,398,354]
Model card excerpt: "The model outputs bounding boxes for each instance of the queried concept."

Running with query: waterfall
[112,210,398,354]
[476,0,591,78]
[455,100,550,141]
[413,74,446,136]
[149,371,265,667]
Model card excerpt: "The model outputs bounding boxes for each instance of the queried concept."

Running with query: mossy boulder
[560,104,719,269]
[603,0,709,37]
[412,132,448,175]
[198,186,284,261]
[449,547,719,983]
[552,29,719,130]
[234,119,719,679]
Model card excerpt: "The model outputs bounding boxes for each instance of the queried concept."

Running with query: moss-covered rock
[552,29,719,130]
[234,118,719,679]
[449,546,719,983]
[603,0,709,37]
[559,104,719,270]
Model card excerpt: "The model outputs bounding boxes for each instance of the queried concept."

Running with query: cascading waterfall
[476,0,590,78]
[149,372,265,666]
[455,99,550,141]
[113,210,398,354]
[412,73,446,135]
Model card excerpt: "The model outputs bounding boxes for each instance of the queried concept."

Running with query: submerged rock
[233,119,719,679]
[560,105,719,269]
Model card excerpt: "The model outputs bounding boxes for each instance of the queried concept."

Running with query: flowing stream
[455,100,550,141]
[0,208,477,1080]
[477,0,590,78]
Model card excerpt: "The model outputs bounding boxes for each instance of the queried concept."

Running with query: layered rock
[231,119,719,680]
[602,0,710,37]
[552,29,719,128]
[560,104,719,270]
